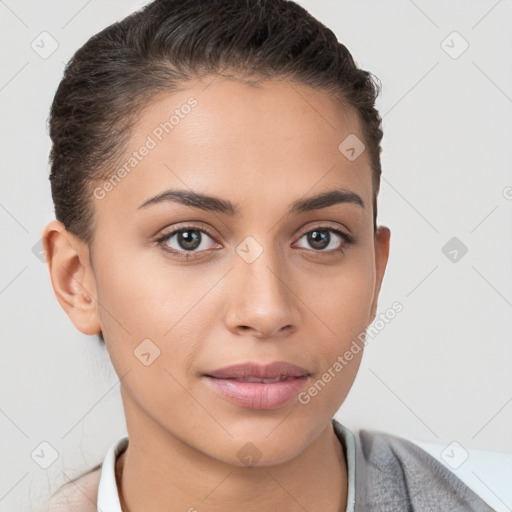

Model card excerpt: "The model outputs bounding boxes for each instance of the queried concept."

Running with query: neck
[115,402,347,512]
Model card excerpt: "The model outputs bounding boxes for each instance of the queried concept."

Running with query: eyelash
[155,224,355,259]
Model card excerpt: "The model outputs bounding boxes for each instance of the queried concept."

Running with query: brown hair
[48,0,383,345]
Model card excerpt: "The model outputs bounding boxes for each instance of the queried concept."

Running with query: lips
[204,361,310,380]
[203,361,310,409]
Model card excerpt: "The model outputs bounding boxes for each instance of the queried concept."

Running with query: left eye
[294,228,351,253]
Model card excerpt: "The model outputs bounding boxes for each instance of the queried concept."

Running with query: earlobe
[42,220,102,336]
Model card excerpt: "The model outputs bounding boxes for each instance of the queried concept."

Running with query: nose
[223,243,300,339]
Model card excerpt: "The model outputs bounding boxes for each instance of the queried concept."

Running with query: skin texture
[43,76,391,512]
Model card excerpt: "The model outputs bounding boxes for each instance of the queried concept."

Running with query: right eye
[155,225,221,259]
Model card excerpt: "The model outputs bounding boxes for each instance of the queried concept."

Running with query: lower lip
[204,376,309,410]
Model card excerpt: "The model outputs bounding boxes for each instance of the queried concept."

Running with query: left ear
[369,226,391,324]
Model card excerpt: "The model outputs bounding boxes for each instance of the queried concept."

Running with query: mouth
[204,361,310,380]
[203,361,311,410]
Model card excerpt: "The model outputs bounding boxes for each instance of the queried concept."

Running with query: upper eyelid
[156,222,217,241]
[156,223,351,245]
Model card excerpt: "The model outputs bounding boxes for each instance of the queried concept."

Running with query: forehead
[136,76,364,156]
[93,76,373,218]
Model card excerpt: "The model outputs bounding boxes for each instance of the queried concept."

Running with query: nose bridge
[224,234,298,337]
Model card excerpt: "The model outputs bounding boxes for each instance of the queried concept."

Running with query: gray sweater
[332,418,497,511]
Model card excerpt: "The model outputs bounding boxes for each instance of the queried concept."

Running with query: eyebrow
[137,187,365,215]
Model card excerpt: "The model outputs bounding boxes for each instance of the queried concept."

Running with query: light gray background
[1,1,511,511]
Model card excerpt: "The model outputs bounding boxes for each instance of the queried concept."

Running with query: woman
[42,0,496,510]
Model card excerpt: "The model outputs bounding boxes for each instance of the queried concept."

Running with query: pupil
[179,230,201,250]
[309,230,329,249]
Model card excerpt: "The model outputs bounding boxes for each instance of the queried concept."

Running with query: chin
[207,431,307,468]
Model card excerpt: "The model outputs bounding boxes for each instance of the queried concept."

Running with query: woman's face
[49,76,390,466]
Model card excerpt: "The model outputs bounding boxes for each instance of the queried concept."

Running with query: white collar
[96,435,128,512]
[96,420,355,512]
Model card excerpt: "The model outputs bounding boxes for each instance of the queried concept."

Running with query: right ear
[42,220,102,336]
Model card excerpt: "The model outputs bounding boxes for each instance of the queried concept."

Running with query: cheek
[95,249,206,334]
[93,251,222,378]
[93,257,211,423]
[298,255,375,392]
[301,255,376,335]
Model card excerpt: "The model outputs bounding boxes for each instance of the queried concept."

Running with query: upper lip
[204,361,310,379]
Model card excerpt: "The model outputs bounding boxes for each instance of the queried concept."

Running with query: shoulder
[45,465,102,512]
[353,429,496,511]
[357,428,456,480]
